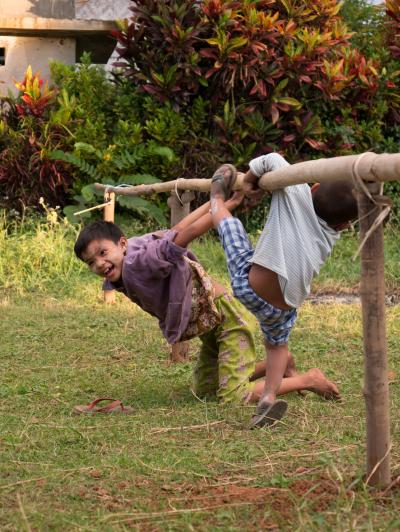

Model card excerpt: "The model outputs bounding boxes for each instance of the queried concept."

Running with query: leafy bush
[50,141,175,225]
[0,58,183,224]
[0,67,75,210]
[1,4,400,223]
[386,0,400,60]
[340,0,400,216]
[113,0,383,159]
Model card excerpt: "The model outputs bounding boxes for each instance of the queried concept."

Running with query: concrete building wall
[0,0,74,18]
[75,0,132,67]
[0,35,75,94]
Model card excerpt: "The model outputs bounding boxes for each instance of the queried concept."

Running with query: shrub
[113,0,382,160]
[0,67,74,210]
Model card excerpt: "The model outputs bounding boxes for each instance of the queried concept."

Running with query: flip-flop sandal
[72,397,134,415]
[210,164,237,200]
[248,399,288,429]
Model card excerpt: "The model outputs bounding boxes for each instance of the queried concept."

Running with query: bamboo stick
[73,201,111,216]
[94,152,400,197]
[358,182,391,487]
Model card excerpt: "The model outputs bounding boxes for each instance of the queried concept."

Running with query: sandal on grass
[248,399,287,429]
[72,397,134,415]
[210,164,237,200]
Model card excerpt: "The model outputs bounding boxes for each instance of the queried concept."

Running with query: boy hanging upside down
[74,183,340,426]
[209,152,357,427]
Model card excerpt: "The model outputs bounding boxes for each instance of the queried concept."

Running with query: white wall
[0,0,74,18]
[0,36,76,95]
[0,1,75,93]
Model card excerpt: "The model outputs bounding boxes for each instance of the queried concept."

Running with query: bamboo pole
[357,182,391,487]
[103,191,116,304]
[94,152,400,197]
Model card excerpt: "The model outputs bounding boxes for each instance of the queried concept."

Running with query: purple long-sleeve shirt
[103,230,197,344]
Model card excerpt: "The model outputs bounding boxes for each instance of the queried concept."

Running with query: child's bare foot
[305,368,341,401]
[210,164,237,200]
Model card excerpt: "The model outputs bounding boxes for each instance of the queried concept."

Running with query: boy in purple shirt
[74,188,340,425]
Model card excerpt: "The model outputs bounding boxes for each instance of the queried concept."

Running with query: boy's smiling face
[81,237,127,283]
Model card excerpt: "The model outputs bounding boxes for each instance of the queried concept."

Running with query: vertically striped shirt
[249,153,340,308]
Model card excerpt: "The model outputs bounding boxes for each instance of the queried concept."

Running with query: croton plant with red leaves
[0,67,72,210]
[113,0,382,155]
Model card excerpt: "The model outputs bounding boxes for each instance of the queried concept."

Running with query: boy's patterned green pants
[193,292,257,404]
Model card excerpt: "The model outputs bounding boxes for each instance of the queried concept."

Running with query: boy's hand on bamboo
[226,190,245,211]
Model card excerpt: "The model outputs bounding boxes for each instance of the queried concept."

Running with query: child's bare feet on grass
[305,368,341,401]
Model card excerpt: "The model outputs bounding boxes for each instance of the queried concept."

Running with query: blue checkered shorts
[217,217,297,346]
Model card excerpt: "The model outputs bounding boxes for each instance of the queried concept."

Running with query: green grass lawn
[0,221,400,530]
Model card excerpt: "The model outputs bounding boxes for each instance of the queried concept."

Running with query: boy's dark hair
[74,221,125,260]
[312,180,358,227]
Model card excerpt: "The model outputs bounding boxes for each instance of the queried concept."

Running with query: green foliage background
[0,0,399,225]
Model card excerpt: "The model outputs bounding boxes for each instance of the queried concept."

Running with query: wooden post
[357,182,391,487]
[167,189,195,226]
[167,189,195,362]
[103,191,116,304]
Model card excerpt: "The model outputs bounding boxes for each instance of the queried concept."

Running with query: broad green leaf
[274,78,289,93]
[148,146,175,162]
[74,142,96,154]
[80,184,95,202]
[275,97,302,109]
[63,205,90,223]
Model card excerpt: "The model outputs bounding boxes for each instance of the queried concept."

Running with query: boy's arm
[171,169,249,234]
[171,200,211,233]
[249,152,290,178]
[173,192,244,248]
[243,152,290,193]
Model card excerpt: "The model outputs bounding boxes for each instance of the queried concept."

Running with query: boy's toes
[248,399,288,429]
[210,164,237,200]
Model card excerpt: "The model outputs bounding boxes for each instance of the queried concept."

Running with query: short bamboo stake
[357,182,391,487]
[103,191,116,304]
[167,189,195,227]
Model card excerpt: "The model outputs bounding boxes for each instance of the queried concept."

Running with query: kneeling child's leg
[214,294,257,405]
[193,330,219,399]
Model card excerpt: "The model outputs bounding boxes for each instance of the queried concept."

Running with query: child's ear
[119,236,128,251]
[310,182,320,194]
